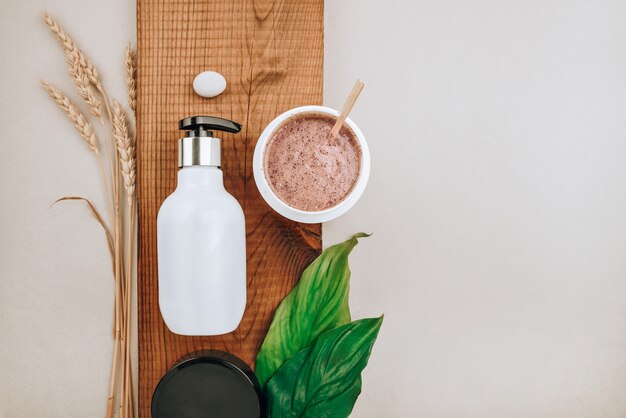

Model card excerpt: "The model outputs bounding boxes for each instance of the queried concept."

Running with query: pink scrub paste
[264,114,362,212]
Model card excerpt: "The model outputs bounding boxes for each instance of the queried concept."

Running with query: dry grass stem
[124,204,136,416]
[107,324,121,418]
[125,45,137,114]
[52,196,114,263]
[43,81,98,152]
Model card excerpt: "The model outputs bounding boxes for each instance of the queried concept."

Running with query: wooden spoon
[330,79,365,139]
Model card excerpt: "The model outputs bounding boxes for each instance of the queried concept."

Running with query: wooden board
[135,0,323,415]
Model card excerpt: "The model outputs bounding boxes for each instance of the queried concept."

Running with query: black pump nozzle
[179,116,242,137]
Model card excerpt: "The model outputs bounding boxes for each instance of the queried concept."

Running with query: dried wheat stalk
[113,101,136,203]
[70,60,102,118]
[42,81,98,152]
[114,98,136,417]
[44,12,102,89]
[125,46,137,115]
[43,11,136,418]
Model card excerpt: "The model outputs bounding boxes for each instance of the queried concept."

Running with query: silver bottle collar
[178,136,221,168]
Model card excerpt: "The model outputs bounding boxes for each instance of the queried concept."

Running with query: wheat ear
[112,101,136,203]
[70,60,102,118]
[43,12,102,89]
[125,45,137,114]
[43,81,98,152]
[44,12,104,119]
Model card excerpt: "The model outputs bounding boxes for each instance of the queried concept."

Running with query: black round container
[151,350,264,418]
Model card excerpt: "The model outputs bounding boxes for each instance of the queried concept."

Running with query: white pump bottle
[157,116,246,336]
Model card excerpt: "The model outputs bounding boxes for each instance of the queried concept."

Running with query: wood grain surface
[136,0,323,415]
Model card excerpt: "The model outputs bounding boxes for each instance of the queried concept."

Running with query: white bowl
[253,105,370,223]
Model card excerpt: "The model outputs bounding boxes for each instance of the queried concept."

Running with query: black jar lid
[151,350,264,418]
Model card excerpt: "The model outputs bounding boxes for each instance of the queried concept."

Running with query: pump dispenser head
[178,116,242,168]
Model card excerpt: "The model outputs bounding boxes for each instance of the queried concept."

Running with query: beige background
[2,0,626,417]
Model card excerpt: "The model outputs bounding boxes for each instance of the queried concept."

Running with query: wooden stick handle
[330,79,364,138]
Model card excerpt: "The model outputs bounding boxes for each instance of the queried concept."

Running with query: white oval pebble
[193,71,227,98]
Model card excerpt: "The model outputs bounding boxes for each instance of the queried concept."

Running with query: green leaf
[266,316,384,418]
[255,233,370,388]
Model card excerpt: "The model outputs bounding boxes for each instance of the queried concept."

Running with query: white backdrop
[2,0,626,417]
